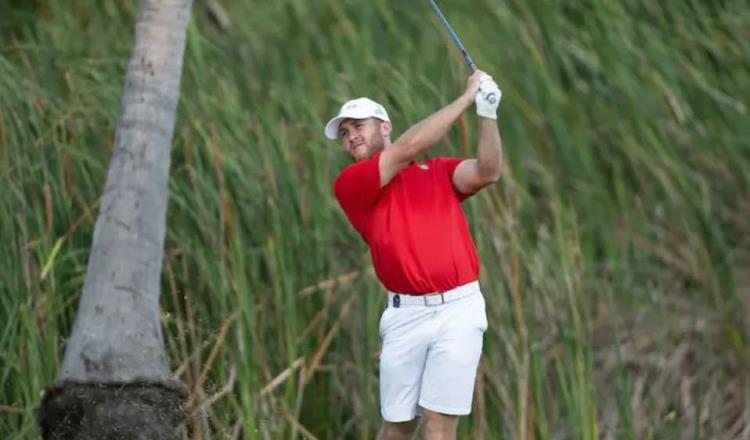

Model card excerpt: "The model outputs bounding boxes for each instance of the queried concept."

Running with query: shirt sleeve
[333,151,383,238]
[439,157,473,201]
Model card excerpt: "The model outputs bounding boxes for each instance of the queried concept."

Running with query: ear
[380,121,392,138]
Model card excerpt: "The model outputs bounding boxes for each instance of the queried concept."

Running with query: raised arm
[378,70,487,187]
[452,75,503,195]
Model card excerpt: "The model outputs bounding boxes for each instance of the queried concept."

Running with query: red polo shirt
[333,151,479,294]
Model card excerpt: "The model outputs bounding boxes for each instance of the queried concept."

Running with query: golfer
[326,69,502,440]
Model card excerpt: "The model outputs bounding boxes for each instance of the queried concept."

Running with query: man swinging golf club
[326,67,502,439]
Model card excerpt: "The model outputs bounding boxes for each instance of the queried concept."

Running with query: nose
[349,133,362,145]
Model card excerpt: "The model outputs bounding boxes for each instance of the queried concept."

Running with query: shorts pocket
[475,294,488,332]
[378,307,393,338]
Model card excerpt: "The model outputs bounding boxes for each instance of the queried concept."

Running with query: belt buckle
[423,292,445,306]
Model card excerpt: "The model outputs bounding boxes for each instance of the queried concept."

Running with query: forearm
[477,117,502,180]
[393,93,473,160]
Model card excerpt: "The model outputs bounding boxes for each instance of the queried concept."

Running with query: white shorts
[378,281,487,422]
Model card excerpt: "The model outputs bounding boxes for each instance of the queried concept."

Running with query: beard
[351,134,384,161]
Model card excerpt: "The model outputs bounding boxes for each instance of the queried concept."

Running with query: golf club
[428,0,477,73]
[428,0,498,105]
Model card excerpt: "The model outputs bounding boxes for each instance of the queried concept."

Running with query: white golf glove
[475,75,502,120]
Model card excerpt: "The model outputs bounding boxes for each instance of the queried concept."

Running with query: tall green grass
[2,0,749,438]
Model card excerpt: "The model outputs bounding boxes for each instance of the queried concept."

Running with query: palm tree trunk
[38,0,193,438]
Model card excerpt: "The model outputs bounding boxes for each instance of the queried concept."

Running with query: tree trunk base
[38,380,187,440]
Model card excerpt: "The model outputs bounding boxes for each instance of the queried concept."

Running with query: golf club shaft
[428,0,477,72]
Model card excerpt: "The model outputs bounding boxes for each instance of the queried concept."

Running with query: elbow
[488,169,502,184]
[491,161,504,181]
[479,160,503,184]
[483,171,501,185]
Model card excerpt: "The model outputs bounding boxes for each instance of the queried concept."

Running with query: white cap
[324,97,390,140]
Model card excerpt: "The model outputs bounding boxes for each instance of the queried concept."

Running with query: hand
[463,70,486,103]
[475,75,502,120]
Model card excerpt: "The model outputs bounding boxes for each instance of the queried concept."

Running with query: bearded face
[338,117,390,161]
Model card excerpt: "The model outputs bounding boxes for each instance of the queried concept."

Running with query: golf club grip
[428,0,477,72]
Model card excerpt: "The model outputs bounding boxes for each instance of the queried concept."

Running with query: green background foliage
[1,0,749,438]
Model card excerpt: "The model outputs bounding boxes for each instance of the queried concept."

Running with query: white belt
[386,281,479,307]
